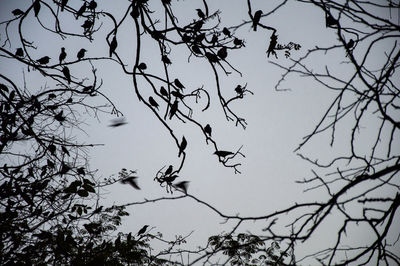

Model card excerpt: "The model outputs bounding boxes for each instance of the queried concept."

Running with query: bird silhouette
[77,48,86,60]
[54,110,65,123]
[165,165,173,176]
[37,56,50,64]
[169,100,178,119]
[174,78,185,90]
[120,176,140,190]
[175,181,189,194]
[137,225,148,236]
[76,3,86,19]
[192,45,202,55]
[178,136,187,157]
[109,117,127,127]
[346,39,355,49]
[160,86,168,97]
[162,55,172,65]
[109,35,117,57]
[205,52,219,63]
[62,66,71,84]
[171,90,184,99]
[325,13,338,28]
[12,9,24,16]
[138,62,147,70]
[235,85,244,95]
[81,20,93,33]
[61,146,70,156]
[210,34,218,44]
[204,124,212,137]
[59,47,66,64]
[149,96,159,110]
[214,150,234,158]
[163,174,178,183]
[88,0,97,10]
[222,27,231,37]
[233,38,244,47]
[61,0,68,12]
[217,47,227,60]
[266,33,278,58]
[196,9,205,19]
[252,10,262,31]
[33,0,41,17]
[15,48,24,57]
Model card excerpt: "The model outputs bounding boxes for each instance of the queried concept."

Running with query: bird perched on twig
[252,10,262,31]
[196,8,205,19]
[77,48,86,60]
[37,56,50,65]
[15,48,24,57]
[59,47,66,64]
[62,66,71,84]
[149,96,159,110]
[214,150,234,158]
[109,35,118,57]
[169,100,178,119]
[137,225,148,236]
[174,78,185,90]
[204,124,212,137]
[120,176,140,190]
[178,136,187,157]
[76,3,86,19]
[165,165,173,176]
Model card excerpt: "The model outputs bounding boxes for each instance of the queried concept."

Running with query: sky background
[1,0,399,264]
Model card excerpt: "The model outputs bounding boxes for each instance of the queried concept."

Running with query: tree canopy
[1,0,399,265]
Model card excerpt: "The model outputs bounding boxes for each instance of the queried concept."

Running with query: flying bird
[149,96,159,110]
[196,9,205,19]
[214,150,234,158]
[137,225,148,236]
[169,100,178,119]
[175,181,189,194]
[59,47,66,64]
[178,136,187,157]
[109,35,118,57]
[37,56,50,65]
[62,66,71,84]
[252,10,262,31]
[204,124,212,137]
[15,48,24,57]
[77,48,86,60]
[120,176,140,190]
[174,78,185,90]
[109,117,127,127]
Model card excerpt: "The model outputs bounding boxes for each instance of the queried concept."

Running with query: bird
[178,136,187,157]
[174,78,185,90]
[137,225,148,236]
[62,66,71,84]
[149,97,159,110]
[234,38,244,46]
[169,100,178,119]
[77,48,86,60]
[205,52,219,63]
[252,10,262,31]
[346,39,355,49]
[61,146,70,156]
[37,56,50,64]
[12,9,24,16]
[217,47,227,60]
[59,47,66,64]
[163,174,178,183]
[61,0,68,12]
[75,3,86,19]
[165,165,173,176]
[109,117,127,127]
[175,181,189,194]
[204,124,212,137]
[171,91,184,99]
[81,20,93,33]
[109,35,117,57]
[120,176,140,190]
[235,85,244,95]
[88,0,97,10]
[138,62,147,70]
[192,45,202,55]
[266,33,278,58]
[196,9,205,19]
[54,110,65,123]
[325,13,338,28]
[214,150,234,158]
[160,86,168,97]
[33,0,41,17]
[162,55,172,65]
[222,27,231,37]
[210,34,218,44]
[15,48,24,57]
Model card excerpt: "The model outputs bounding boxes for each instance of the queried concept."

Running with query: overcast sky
[1,0,398,264]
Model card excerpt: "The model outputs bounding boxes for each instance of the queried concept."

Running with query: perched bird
[252,10,262,31]
[137,225,148,236]
[162,55,171,65]
[149,96,159,110]
[81,19,93,32]
[214,150,234,158]
[171,91,184,99]
[204,124,212,137]
[192,21,203,31]
[59,47,66,64]
[174,78,185,90]
[217,47,227,60]
[222,27,231,37]
[109,35,117,57]
[205,52,219,63]
[54,110,65,123]
[15,48,24,57]
[192,45,202,55]
[138,62,147,70]
[346,39,355,49]
[109,117,127,127]
[120,176,140,190]
[175,181,189,194]
[75,3,86,19]
[235,85,244,95]
[88,0,97,10]
[169,100,178,119]
[325,12,338,28]
[210,34,218,44]
[61,146,70,156]
[178,136,187,157]
[165,165,173,176]
[33,0,41,17]
[61,0,68,12]
[160,86,168,97]
[12,9,24,16]
[62,66,71,84]
[266,33,278,58]
[163,174,178,183]
[196,9,205,19]
[77,48,86,60]
[37,56,50,64]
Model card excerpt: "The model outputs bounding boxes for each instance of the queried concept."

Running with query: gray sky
[1,0,399,264]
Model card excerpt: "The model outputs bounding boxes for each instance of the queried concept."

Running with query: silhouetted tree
[1,0,399,265]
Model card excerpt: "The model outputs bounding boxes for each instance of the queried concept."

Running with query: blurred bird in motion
[109,117,128,127]
[175,181,189,194]
[120,175,140,190]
